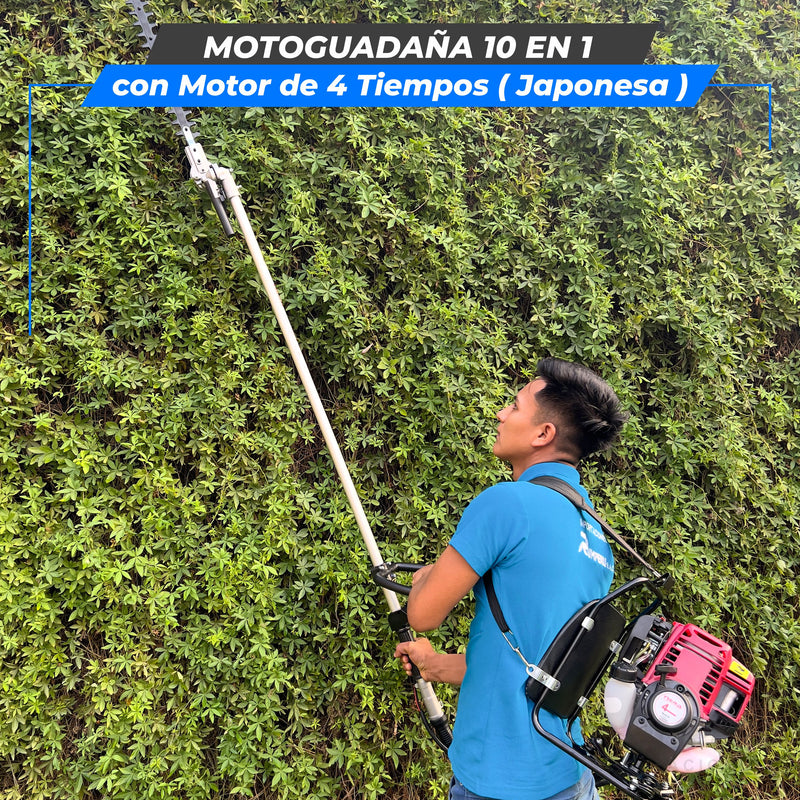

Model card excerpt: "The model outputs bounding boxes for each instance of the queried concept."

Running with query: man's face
[492,378,547,465]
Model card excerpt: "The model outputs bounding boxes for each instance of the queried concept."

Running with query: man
[395,357,628,800]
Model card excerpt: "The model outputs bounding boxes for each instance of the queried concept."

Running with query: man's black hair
[534,357,629,461]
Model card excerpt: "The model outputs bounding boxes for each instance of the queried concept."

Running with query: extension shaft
[222,171,398,607]
[223,169,449,744]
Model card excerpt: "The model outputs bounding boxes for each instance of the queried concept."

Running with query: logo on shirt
[579,531,612,570]
[582,519,605,542]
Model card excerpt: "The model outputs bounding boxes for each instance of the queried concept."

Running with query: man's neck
[511,454,578,480]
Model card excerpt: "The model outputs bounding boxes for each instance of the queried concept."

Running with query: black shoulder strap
[528,476,664,580]
[484,570,509,632]
[484,476,668,635]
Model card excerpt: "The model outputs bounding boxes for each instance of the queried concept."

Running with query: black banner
[146,24,658,66]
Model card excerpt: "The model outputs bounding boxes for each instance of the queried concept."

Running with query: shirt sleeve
[448,483,529,577]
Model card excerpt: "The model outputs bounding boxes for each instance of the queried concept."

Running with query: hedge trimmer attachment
[125,0,452,754]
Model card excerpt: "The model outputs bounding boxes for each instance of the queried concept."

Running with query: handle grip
[372,563,424,596]
[392,611,424,681]
[387,609,451,753]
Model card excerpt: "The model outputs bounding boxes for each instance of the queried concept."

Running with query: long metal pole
[220,172,450,738]
[222,178,396,605]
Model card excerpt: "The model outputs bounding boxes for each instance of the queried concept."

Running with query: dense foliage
[1,0,799,798]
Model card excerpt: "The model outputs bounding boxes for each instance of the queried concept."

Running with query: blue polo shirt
[448,462,614,800]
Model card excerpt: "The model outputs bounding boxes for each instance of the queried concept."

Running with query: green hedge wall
[2,1,799,799]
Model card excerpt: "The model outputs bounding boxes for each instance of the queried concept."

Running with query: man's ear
[531,421,558,448]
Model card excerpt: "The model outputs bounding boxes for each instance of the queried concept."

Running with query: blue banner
[82,64,718,108]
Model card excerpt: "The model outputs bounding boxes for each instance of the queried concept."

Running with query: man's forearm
[406,550,478,632]
[426,652,467,685]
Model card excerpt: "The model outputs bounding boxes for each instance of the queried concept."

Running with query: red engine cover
[642,622,754,724]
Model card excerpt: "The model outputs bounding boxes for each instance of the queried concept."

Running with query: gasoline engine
[517,585,757,800]
[602,615,754,778]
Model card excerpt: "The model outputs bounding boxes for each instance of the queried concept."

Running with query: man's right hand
[394,639,466,686]
[394,638,438,681]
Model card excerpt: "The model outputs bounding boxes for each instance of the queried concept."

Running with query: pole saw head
[125,0,236,236]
